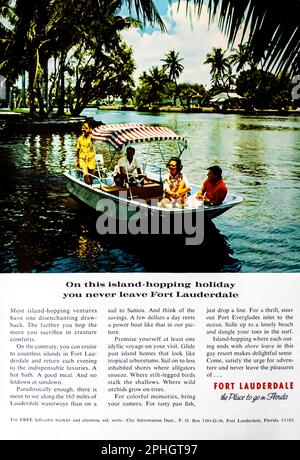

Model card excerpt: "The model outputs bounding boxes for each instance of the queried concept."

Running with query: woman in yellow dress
[76,122,96,185]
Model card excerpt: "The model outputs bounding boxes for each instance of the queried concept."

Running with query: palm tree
[0,0,59,116]
[45,0,142,116]
[161,50,184,105]
[230,43,254,73]
[184,0,300,73]
[0,0,144,117]
[139,66,169,108]
[0,2,19,107]
[65,2,139,116]
[204,47,232,89]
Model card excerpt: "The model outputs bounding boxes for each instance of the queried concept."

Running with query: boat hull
[64,171,243,222]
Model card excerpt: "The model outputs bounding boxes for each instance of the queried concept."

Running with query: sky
[121,0,232,87]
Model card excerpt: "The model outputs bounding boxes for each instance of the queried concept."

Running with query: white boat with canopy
[63,123,243,224]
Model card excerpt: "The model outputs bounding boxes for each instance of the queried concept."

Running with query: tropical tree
[51,0,142,115]
[275,73,294,110]
[60,0,139,116]
[230,43,254,73]
[204,47,232,90]
[161,50,184,105]
[178,83,206,111]
[236,69,292,110]
[136,66,169,109]
[0,0,144,117]
[65,41,135,116]
[184,0,300,74]
[0,0,63,116]
[0,2,23,107]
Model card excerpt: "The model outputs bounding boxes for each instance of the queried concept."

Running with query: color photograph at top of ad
[0,0,299,273]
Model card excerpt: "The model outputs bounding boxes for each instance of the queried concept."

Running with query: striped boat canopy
[92,123,187,149]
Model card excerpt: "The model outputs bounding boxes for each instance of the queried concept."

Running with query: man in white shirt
[114,146,143,186]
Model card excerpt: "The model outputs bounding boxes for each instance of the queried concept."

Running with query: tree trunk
[70,79,90,116]
[36,83,46,119]
[57,52,66,117]
[21,71,26,108]
[186,96,192,111]
[28,66,38,117]
[178,94,184,109]
[5,79,11,109]
[173,81,178,106]
[48,55,58,117]
[71,99,86,117]
[43,59,49,114]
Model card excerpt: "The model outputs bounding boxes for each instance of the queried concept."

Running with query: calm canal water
[0,111,299,273]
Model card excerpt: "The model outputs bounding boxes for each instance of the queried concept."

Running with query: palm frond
[125,0,167,32]
[0,5,18,25]
[182,0,300,74]
[114,15,143,30]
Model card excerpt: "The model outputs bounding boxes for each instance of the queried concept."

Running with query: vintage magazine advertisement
[0,0,299,444]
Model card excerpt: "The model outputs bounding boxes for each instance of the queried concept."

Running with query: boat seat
[130,184,163,199]
[101,184,127,194]
[100,183,163,199]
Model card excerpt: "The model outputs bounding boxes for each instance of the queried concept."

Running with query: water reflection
[123,219,241,273]
[41,202,240,273]
[75,231,105,272]
[237,124,300,131]
[68,214,241,274]
[232,162,268,178]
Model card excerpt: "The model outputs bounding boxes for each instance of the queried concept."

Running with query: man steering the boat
[76,122,96,185]
[196,166,228,205]
[114,146,145,186]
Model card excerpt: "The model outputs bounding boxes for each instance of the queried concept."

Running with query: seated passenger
[196,166,227,205]
[114,146,144,186]
[158,157,191,208]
